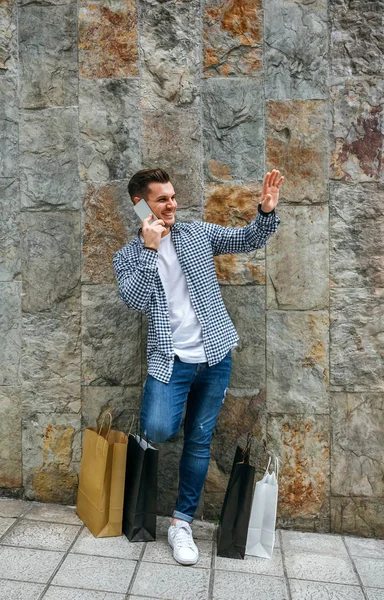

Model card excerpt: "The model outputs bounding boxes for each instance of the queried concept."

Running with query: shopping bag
[217,437,255,559]
[122,433,158,542]
[245,457,279,559]
[76,413,128,537]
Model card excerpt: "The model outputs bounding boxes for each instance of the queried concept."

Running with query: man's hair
[128,168,170,202]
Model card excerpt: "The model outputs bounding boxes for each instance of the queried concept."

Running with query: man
[113,168,283,565]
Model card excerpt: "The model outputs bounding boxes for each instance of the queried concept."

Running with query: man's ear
[133,196,141,205]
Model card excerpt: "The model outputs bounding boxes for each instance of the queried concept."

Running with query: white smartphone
[133,198,153,221]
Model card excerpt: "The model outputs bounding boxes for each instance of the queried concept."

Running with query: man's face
[141,181,177,228]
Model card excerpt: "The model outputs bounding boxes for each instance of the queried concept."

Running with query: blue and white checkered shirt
[113,206,280,383]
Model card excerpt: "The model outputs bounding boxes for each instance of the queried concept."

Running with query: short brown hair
[128,168,170,201]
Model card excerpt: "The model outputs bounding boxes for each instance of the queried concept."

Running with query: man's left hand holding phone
[134,198,166,252]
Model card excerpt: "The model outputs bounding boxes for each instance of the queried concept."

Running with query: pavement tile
[284,552,359,585]
[213,570,288,600]
[345,537,384,559]
[281,530,348,556]
[289,579,365,600]
[132,561,210,600]
[51,554,136,594]
[156,516,215,540]
[71,528,143,560]
[0,546,64,583]
[142,536,212,569]
[0,516,16,536]
[25,503,82,525]
[365,590,384,600]
[354,558,384,589]
[43,587,126,599]
[1,519,81,551]
[0,499,31,518]
[0,579,45,600]
[215,548,284,577]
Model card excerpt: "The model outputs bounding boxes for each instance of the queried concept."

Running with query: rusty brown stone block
[203,0,263,77]
[204,183,265,285]
[82,182,137,284]
[331,497,384,539]
[79,0,138,78]
[330,79,384,182]
[266,100,328,204]
[0,387,22,488]
[268,415,330,523]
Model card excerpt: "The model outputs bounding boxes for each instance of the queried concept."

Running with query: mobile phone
[133,198,153,221]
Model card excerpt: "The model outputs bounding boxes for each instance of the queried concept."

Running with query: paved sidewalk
[0,498,383,600]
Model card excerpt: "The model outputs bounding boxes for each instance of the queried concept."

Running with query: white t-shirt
[154,234,207,363]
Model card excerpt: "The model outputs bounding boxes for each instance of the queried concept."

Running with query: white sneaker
[168,521,199,566]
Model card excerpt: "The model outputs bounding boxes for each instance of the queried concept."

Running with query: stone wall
[0,0,383,537]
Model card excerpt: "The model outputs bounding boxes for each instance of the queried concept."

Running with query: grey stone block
[52,554,136,593]
[22,412,81,504]
[0,580,45,600]
[331,392,384,497]
[19,4,77,108]
[79,79,140,182]
[0,282,21,385]
[22,308,81,388]
[265,0,328,100]
[142,536,212,569]
[139,0,200,110]
[25,503,81,525]
[203,78,264,181]
[345,536,384,559]
[284,551,359,585]
[281,531,348,557]
[82,181,138,285]
[0,546,65,583]
[142,110,203,209]
[21,212,80,313]
[354,557,384,589]
[0,178,20,281]
[0,387,22,488]
[71,527,143,559]
[267,205,329,311]
[221,286,265,388]
[132,561,210,599]
[82,386,142,432]
[289,580,365,600]
[365,590,384,600]
[0,79,18,177]
[22,380,81,416]
[20,107,80,211]
[1,519,81,551]
[331,497,384,539]
[44,588,126,600]
[215,548,284,576]
[330,79,384,182]
[330,0,384,78]
[213,570,288,600]
[330,183,384,287]
[82,285,141,386]
[266,311,329,414]
[330,288,384,391]
[0,0,17,75]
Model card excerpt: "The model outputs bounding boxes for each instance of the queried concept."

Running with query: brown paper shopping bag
[76,414,128,537]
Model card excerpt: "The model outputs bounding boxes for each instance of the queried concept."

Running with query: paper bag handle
[96,411,112,454]
[264,456,272,477]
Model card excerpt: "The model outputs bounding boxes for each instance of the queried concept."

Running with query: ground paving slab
[0,499,383,600]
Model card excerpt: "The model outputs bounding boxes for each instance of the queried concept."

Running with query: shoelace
[173,525,196,549]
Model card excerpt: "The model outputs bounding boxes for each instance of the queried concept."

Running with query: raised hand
[261,170,284,213]
[142,213,166,251]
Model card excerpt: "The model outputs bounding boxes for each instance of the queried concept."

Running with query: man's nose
[166,198,177,208]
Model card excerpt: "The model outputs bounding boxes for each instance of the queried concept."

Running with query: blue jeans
[140,351,232,523]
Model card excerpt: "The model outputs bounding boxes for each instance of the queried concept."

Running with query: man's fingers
[142,213,154,225]
[276,175,284,188]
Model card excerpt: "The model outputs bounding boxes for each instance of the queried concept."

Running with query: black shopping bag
[217,441,255,559]
[122,433,158,542]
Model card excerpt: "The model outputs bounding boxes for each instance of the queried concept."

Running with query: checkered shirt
[113,207,280,383]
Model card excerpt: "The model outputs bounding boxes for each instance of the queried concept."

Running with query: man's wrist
[258,202,275,216]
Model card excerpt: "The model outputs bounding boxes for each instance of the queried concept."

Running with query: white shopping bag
[245,457,279,559]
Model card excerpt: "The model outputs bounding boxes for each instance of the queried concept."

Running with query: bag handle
[127,414,135,437]
[237,433,253,464]
[264,455,272,476]
[274,457,279,482]
[96,411,112,454]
